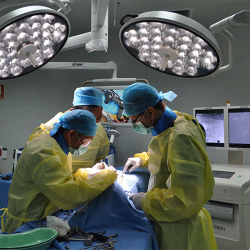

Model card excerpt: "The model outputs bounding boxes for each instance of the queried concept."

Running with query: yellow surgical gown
[135,111,217,250]
[4,131,116,234]
[44,111,110,172]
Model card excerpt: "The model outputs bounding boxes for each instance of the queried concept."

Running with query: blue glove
[129,192,145,210]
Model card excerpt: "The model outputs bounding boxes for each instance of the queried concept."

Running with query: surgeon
[122,83,217,250]
[1,110,117,234]
[43,87,110,173]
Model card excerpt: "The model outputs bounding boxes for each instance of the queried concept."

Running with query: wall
[1,28,250,173]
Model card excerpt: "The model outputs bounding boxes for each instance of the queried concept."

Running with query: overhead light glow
[119,11,222,78]
[0,6,70,80]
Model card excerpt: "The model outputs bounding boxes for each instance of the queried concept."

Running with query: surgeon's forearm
[84,169,116,184]
[74,168,91,180]
[142,186,204,222]
[35,165,116,211]
[53,170,116,210]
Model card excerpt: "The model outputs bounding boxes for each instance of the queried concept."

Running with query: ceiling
[0,0,249,38]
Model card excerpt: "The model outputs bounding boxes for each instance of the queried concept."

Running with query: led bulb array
[0,13,68,79]
[122,21,218,77]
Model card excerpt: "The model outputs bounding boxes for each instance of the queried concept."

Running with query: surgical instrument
[81,239,117,250]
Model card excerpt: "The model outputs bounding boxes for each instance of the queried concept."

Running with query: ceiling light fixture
[0,5,70,80]
[119,11,222,78]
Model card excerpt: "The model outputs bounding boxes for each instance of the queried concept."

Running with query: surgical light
[119,11,222,78]
[0,6,70,80]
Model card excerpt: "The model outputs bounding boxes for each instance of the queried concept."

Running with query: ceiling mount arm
[59,0,109,52]
[40,61,117,70]
[211,29,235,76]
[61,33,91,51]
[82,78,149,89]
[85,0,109,52]
[209,10,250,34]
[209,10,250,76]
[95,0,109,26]
[51,0,71,15]
[81,61,149,88]
[108,61,117,78]
[217,30,235,74]
[40,59,148,88]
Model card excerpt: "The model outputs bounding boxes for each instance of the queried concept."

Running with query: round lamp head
[0,6,70,80]
[119,11,222,78]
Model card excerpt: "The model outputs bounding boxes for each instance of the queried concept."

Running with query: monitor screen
[194,109,225,147]
[100,89,130,123]
[228,108,250,148]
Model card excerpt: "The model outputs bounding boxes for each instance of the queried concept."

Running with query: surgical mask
[132,111,154,134]
[72,144,90,156]
[69,146,76,155]
[132,122,153,134]
[69,132,91,155]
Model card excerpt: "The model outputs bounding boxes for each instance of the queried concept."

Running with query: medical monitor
[193,107,226,148]
[101,89,127,123]
[94,86,131,125]
[228,106,250,149]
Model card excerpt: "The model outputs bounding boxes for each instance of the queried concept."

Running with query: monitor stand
[228,150,245,165]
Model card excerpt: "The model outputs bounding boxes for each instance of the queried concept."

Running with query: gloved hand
[129,192,145,210]
[92,162,106,170]
[123,157,142,173]
[87,168,102,179]
[88,162,105,179]
[88,164,118,179]
[106,166,118,175]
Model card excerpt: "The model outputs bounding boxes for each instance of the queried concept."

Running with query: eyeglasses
[132,112,144,124]
[82,139,92,147]
[76,132,92,146]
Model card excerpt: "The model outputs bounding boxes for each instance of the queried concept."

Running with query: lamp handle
[120,14,139,26]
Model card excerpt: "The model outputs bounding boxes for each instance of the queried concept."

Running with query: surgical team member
[122,83,217,250]
[1,110,117,234]
[44,87,110,173]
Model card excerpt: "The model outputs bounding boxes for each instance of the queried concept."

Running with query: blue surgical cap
[123,83,177,116]
[73,87,103,106]
[50,109,97,137]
